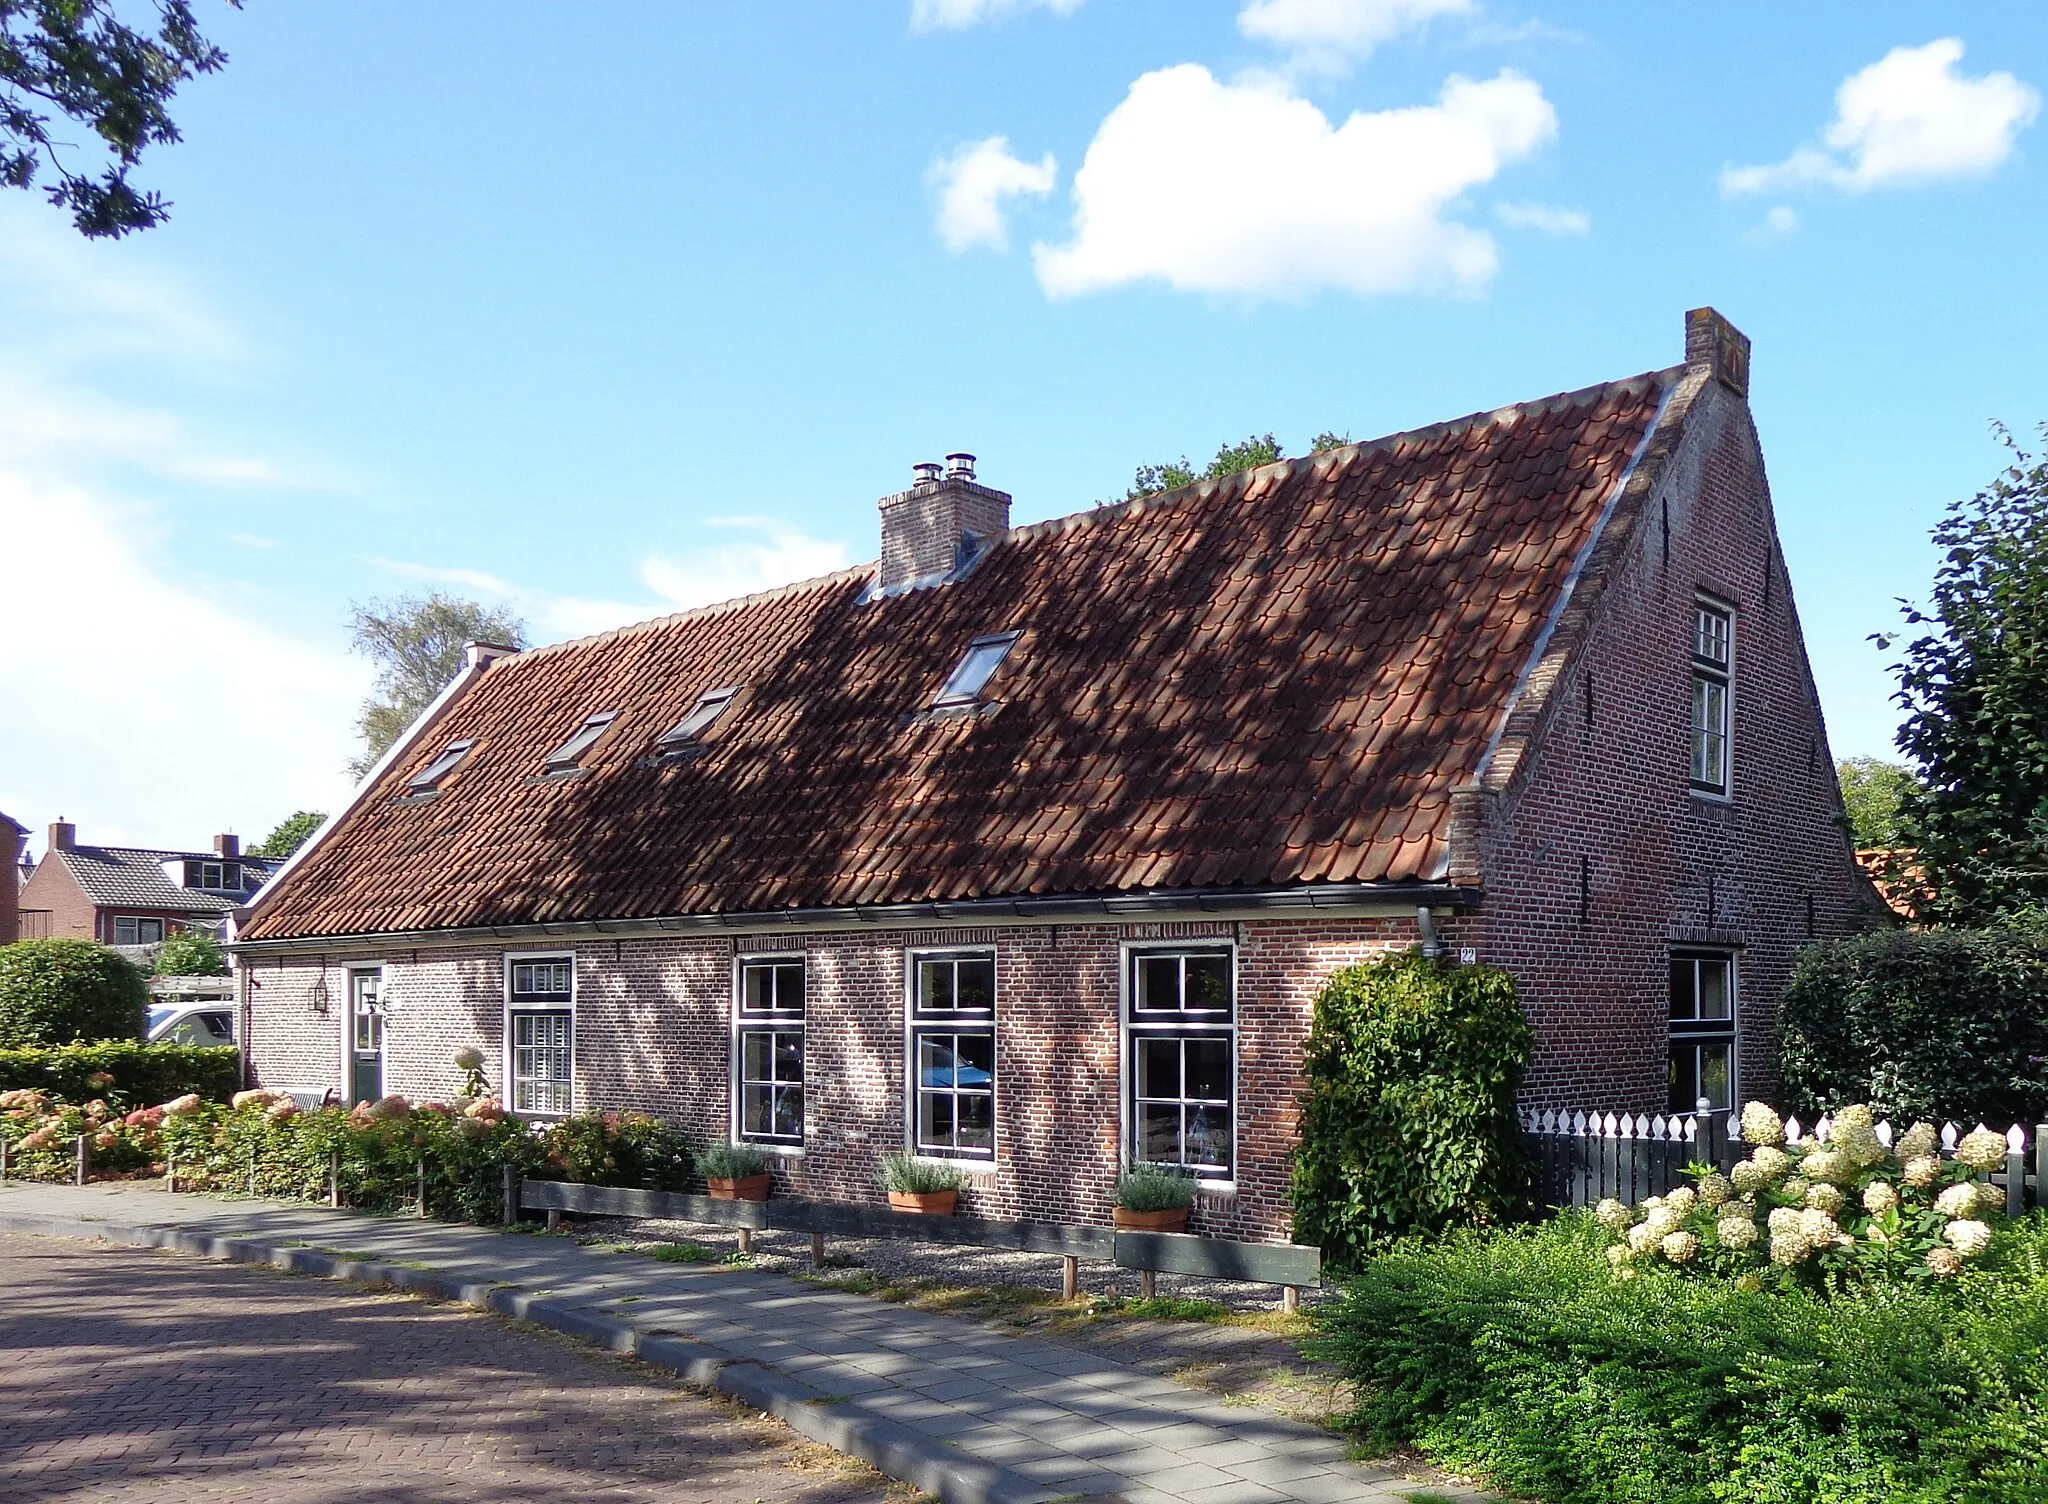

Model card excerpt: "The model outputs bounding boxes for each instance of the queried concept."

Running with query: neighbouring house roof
[56,846,281,916]
[0,810,24,836]
[244,363,1687,944]
[1854,849,1922,921]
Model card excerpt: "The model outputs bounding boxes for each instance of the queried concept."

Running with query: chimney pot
[944,452,976,482]
[214,833,240,859]
[1684,307,1751,397]
[912,461,944,487]
[49,820,75,852]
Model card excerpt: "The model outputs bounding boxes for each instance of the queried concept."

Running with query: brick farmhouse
[235,309,1871,1243]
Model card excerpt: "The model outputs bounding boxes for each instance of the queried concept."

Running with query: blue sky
[2,1,2044,849]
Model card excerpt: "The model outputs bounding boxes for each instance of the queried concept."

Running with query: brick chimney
[214,833,240,859]
[1685,307,1751,397]
[875,453,1012,594]
[48,820,75,853]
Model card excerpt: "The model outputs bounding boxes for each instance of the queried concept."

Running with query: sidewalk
[0,1181,1481,1504]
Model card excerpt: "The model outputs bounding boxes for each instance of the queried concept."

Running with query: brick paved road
[0,1233,905,1503]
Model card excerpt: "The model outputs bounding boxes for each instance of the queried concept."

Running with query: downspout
[1416,905,1442,959]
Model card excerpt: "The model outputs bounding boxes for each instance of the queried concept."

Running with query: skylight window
[657,687,739,751]
[934,633,1019,707]
[405,739,475,792]
[544,711,617,772]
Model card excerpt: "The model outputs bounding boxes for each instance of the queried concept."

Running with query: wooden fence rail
[1521,1107,2048,1215]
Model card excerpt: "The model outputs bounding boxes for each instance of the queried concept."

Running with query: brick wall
[248,912,1462,1243]
[1478,378,1868,1112]
[0,821,19,946]
[17,860,98,941]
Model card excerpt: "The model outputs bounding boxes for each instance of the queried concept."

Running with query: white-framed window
[1125,944,1235,1180]
[934,633,1019,707]
[506,953,574,1116]
[1668,950,1736,1114]
[185,860,238,890]
[907,950,995,1160]
[113,916,165,945]
[735,956,805,1146]
[1691,600,1733,796]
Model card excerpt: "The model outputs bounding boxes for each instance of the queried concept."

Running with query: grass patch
[644,1241,717,1264]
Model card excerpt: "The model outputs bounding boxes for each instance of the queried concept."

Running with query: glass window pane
[1700,1044,1732,1110]
[920,1035,956,1089]
[773,1032,803,1082]
[743,965,773,1012]
[1185,1039,1231,1101]
[775,963,806,1013]
[956,959,994,1011]
[1140,1103,1182,1163]
[1669,957,1694,1020]
[1137,1038,1181,1099]
[743,1083,773,1136]
[920,1090,955,1148]
[742,1031,770,1082]
[1185,1104,1232,1167]
[773,1086,803,1138]
[1136,956,1179,1011]
[919,961,954,1012]
[957,1093,993,1151]
[1184,954,1231,1013]
[1668,1045,1698,1114]
[955,1032,993,1086]
[1698,962,1730,1020]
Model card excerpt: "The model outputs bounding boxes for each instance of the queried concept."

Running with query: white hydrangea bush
[1598,1103,2010,1286]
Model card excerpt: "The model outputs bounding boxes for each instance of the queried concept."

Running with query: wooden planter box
[888,1189,958,1215]
[708,1173,771,1202]
[1114,1206,1189,1233]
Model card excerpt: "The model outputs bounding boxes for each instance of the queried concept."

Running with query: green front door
[350,969,384,1104]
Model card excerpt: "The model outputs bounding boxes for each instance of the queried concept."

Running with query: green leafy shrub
[697,1139,770,1179]
[1317,1211,2048,1503]
[0,1041,239,1104]
[153,930,228,976]
[878,1151,965,1194]
[1596,1102,2006,1287]
[1777,925,2048,1123]
[1291,953,1533,1269]
[0,940,148,1045]
[1116,1163,1195,1212]
[538,1109,693,1191]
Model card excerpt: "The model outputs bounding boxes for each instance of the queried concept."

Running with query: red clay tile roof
[244,369,1677,941]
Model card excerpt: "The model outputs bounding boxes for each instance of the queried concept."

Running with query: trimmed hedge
[1777,926,2048,1124]
[0,940,147,1045]
[1317,1212,2048,1503]
[0,1042,240,1105]
[1290,952,1533,1270]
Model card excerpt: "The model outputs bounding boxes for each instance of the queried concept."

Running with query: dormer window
[934,632,1019,708]
[406,739,475,792]
[544,711,617,773]
[185,860,238,891]
[657,687,739,752]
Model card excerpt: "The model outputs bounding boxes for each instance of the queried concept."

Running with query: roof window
[934,632,1019,707]
[544,711,617,773]
[657,687,740,752]
[405,738,475,792]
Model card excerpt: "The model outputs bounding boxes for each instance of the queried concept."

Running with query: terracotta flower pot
[1114,1206,1189,1233]
[708,1173,771,1202]
[888,1189,958,1215]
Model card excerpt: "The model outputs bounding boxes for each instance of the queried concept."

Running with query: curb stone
[0,1209,1084,1504]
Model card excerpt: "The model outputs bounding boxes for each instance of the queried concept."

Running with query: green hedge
[1777,926,2048,1123]
[0,939,147,1045]
[0,1042,240,1104]
[1317,1213,2048,1503]
[1291,952,1533,1270]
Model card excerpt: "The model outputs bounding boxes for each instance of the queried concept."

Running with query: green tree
[1836,756,1918,849]
[1882,425,2048,923]
[1309,431,1351,453]
[347,593,526,776]
[0,939,147,1044]
[2,1,236,238]
[251,809,324,858]
[153,928,226,976]
[1122,433,1286,502]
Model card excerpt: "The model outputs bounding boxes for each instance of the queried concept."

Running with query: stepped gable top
[242,367,1680,943]
[58,846,280,915]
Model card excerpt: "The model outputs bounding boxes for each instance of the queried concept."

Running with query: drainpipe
[1416,905,1442,959]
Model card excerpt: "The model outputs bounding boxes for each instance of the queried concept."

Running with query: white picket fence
[1519,1106,2043,1213]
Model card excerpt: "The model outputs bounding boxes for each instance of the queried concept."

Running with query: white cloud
[930,137,1059,252]
[0,467,367,851]
[1495,200,1589,235]
[1722,38,2039,196]
[1238,0,1472,70]
[1032,65,1557,299]
[911,0,1082,32]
